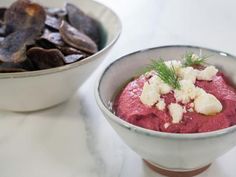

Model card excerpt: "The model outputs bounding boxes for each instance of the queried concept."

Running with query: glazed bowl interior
[96,45,236,170]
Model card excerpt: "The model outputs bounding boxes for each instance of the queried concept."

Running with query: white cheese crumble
[140,74,171,107]
[140,60,222,119]
[168,103,184,123]
[140,76,160,106]
[174,80,197,104]
[197,66,218,81]
[159,83,172,94]
[191,54,200,61]
[195,87,206,97]
[194,93,223,115]
[178,67,198,83]
[146,72,172,94]
[165,60,182,74]
[156,99,166,111]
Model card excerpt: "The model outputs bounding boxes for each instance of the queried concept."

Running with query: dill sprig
[147,59,181,90]
[182,52,208,67]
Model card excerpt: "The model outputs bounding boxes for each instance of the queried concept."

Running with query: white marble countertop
[1,0,236,176]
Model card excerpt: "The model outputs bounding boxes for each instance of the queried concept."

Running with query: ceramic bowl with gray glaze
[95,45,236,173]
[0,0,121,112]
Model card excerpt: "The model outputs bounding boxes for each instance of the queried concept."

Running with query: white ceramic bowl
[0,0,121,111]
[95,45,236,173]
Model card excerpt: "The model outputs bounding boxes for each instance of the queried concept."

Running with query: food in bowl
[0,0,101,72]
[96,46,236,175]
[0,0,121,111]
[114,53,236,133]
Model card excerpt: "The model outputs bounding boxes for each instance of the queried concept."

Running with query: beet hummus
[114,55,236,133]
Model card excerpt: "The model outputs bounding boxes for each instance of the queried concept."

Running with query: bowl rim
[95,45,236,140]
[0,0,122,79]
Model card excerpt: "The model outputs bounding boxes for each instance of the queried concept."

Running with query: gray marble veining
[0,0,236,176]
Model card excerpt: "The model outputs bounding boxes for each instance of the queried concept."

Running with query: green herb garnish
[147,59,181,89]
[182,52,208,67]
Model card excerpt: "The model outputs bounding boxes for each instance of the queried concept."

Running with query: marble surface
[1,0,236,176]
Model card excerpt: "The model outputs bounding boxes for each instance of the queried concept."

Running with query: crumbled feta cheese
[197,66,218,81]
[153,75,172,94]
[174,80,197,104]
[156,99,166,111]
[140,76,160,106]
[140,60,222,117]
[159,83,172,94]
[168,103,184,123]
[140,74,171,107]
[165,60,182,74]
[195,87,207,97]
[194,93,222,115]
[165,60,182,68]
[178,67,198,83]
[191,54,200,61]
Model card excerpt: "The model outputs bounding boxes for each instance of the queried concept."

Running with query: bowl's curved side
[0,0,121,111]
[0,0,122,79]
[98,106,236,170]
[95,45,236,170]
